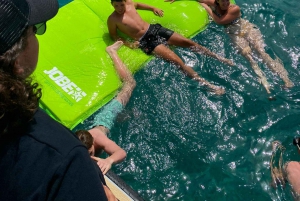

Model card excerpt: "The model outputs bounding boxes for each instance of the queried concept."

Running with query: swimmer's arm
[102,141,127,165]
[90,128,126,174]
[90,140,126,174]
[91,129,127,164]
[107,15,121,41]
[164,0,213,4]
[134,2,164,17]
[201,3,241,25]
[198,0,214,6]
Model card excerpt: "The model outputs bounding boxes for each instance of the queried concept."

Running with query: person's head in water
[75,130,95,156]
[293,137,300,154]
[111,0,126,15]
[215,0,230,10]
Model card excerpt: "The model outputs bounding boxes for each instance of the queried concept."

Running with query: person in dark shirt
[0,0,107,200]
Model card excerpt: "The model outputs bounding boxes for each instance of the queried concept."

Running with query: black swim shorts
[139,23,174,55]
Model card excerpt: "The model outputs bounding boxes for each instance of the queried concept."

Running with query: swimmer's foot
[260,80,271,95]
[252,63,272,95]
[106,41,123,55]
[215,55,234,66]
[208,86,225,95]
[192,76,225,95]
[265,88,271,94]
[267,57,294,88]
[283,80,294,88]
[222,58,234,66]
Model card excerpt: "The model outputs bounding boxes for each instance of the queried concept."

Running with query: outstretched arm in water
[164,0,213,4]
[134,2,164,17]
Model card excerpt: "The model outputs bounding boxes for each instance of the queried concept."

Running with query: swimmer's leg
[230,32,271,94]
[167,32,234,66]
[239,44,271,94]
[106,41,136,106]
[256,48,293,88]
[153,44,225,95]
[248,26,294,88]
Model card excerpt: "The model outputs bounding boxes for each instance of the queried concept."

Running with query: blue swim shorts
[92,99,123,130]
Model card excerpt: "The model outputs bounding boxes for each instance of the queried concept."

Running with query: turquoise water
[75,0,300,200]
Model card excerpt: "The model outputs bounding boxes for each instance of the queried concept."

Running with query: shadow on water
[76,0,300,200]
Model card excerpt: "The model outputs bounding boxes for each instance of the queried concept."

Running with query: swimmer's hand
[226,59,234,66]
[193,77,225,95]
[164,0,176,3]
[153,8,164,17]
[200,3,209,9]
[91,156,113,174]
[126,41,139,49]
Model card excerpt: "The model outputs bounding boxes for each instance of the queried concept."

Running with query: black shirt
[0,109,107,201]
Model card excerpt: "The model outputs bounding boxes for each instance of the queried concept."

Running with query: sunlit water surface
[74,0,300,200]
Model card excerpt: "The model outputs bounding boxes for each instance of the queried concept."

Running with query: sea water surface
[77,0,300,200]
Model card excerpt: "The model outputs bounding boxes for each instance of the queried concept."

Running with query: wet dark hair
[75,130,94,149]
[0,27,41,137]
[293,137,300,147]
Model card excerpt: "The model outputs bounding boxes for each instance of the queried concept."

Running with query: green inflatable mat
[34,0,209,129]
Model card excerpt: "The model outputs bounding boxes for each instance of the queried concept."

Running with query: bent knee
[124,78,136,90]
[130,79,136,89]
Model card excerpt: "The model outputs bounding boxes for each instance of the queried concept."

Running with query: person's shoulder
[28,109,84,156]
[89,127,109,148]
[89,126,107,137]
[108,11,119,22]
[126,0,134,4]
[202,0,215,6]
[229,4,241,13]
[108,11,116,18]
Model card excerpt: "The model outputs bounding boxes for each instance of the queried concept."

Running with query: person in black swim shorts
[139,23,174,55]
[108,0,235,95]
